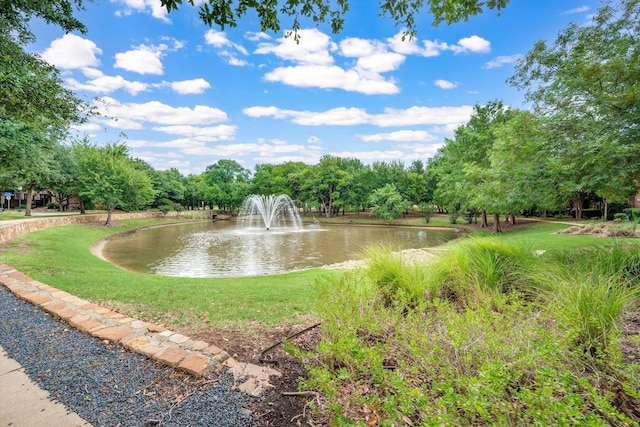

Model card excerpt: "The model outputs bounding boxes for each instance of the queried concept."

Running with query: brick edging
[0,263,280,396]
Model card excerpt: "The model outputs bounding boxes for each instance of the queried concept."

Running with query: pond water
[102,221,457,278]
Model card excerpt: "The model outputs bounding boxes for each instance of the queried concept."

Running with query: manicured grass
[0,218,325,329]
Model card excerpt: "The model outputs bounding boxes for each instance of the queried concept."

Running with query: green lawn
[0,218,325,329]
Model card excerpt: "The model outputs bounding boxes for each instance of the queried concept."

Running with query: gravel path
[0,286,257,426]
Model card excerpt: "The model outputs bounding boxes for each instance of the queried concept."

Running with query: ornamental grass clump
[301,240,640,426]
[530,246,639,356]
[361,244,430,306]
[425,237,540,304]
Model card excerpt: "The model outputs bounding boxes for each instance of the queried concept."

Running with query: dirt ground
[189,323,322,426]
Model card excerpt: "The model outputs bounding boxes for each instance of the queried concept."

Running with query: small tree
[368,184,411,223]
[74,142,156,226]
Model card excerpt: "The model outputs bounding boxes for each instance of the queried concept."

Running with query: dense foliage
[299,241,640,425]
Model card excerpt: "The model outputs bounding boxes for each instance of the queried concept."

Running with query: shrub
[581,208,602,219]
[361,245,430,306]
[422,205,434,223]
[607,201,632,220]
[158,205,172,217]
[614,212,627,222]
[46,202,59,209]
[529,247,638,355]
[448,210,459,224]
[623,207,640,220]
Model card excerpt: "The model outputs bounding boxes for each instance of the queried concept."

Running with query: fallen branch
[259,322,321,362]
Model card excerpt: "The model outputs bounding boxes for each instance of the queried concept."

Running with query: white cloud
[152,124,236,141]
[255,28,337,66]
[170,78,211,94]
[41,34,102,69]
[434,79,458,90]
[263,65,399,95]
[452,35,491,54]
[358,130,438,142]
[483,54,522,69]
[563,6,590,14]
[204,29,249,66]
[397,142,444,156]
[307,136,321,144]
[244,105,473,127]
[115,44,165,74]
[387,32,422,55]
[67,70,148,95]
[72,123,102,132]
[421,40,451,57]
[100,116,145,130]
[245,32,271,42]
[372,106,473,127]
[95,98,228,127]
[256,30,402,94]
[204,29,230,47]
[111,0,170,22]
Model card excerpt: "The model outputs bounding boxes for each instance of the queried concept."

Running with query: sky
[29,0,601,176]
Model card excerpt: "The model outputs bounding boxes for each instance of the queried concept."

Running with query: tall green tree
[368,183,411,223]
[430,101,511,231]
[302,156,354,218]
[1,0,89,216]
[203,159,251,212]
[509,0,640,218]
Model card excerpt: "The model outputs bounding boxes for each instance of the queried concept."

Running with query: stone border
[0,264,280,396]
[0,212,211,244]
[0,214,280,396]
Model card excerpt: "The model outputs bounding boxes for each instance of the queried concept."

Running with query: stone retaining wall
[0,212,210,244]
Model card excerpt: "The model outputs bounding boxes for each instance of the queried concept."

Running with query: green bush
[581,208,602,219]
[46,202,59,209]
[623,207,640,220]
[425,238,538,303]
[607,201,632,220]
[613,212,627,222]
[448,210,459,224]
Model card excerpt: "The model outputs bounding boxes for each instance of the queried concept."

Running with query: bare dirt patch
[186,322,322,426]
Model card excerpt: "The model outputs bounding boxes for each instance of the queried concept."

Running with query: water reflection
[102,221,456,278]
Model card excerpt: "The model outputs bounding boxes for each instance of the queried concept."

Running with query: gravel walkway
[0,286,257,426]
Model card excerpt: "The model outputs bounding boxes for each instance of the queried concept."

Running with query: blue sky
[29,0,600,175]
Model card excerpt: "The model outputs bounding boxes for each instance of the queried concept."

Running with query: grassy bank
[0,217,323,329]
[0,217,635,328]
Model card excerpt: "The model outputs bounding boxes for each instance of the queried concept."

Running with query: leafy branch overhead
[159,0,510,38]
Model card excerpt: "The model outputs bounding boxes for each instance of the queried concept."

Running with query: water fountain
[237,194,303,231]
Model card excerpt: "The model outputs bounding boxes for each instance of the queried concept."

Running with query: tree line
[1,0,638,229]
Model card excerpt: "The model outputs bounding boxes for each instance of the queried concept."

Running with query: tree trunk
[25,186,34,216]
[79,198,86,214]
[105,205,114,227]
[572,193,585,220]
[481,210,488,228]
[492,213,501,234]
[510,213,516,225]
[603,198,608,221]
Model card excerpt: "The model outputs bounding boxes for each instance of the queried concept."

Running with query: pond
[102,221,457,278]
